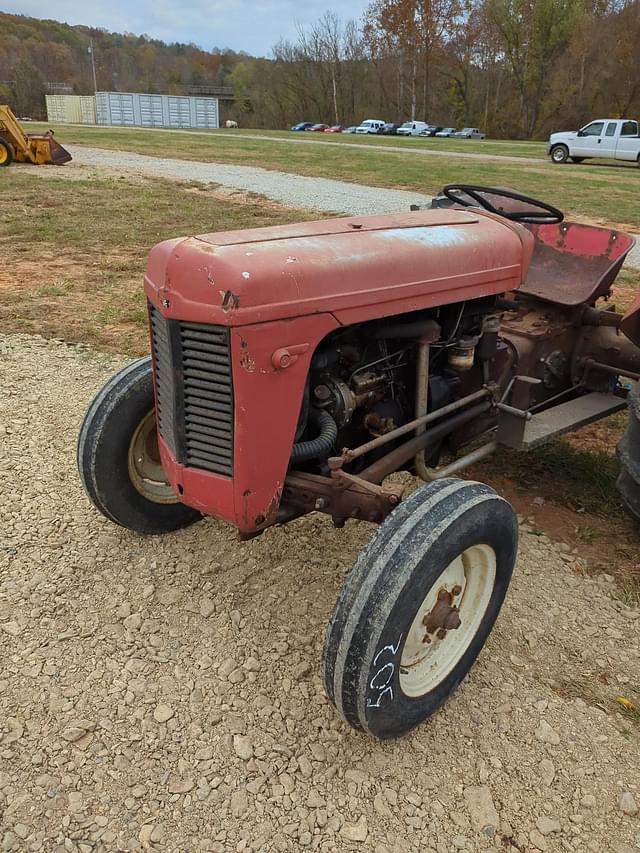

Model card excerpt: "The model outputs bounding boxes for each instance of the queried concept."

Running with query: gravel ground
[64,146,640,270]
[1,332,640,853]
[65,146,433,217]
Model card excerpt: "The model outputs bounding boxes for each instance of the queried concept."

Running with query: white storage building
[95,92,219,129]
[45,92,220,130]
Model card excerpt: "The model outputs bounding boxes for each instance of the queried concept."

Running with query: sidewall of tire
[78,358,201,534]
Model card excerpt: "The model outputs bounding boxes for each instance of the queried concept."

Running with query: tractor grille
[149,305,234,477]
[150,306,177,455]
[181,321,234,475]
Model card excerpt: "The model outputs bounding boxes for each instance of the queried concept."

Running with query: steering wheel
[443,184,564,225]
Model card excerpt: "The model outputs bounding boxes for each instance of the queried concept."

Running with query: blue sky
[6,0,371,56]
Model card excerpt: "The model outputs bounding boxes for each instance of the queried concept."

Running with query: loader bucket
[26,132,72,165]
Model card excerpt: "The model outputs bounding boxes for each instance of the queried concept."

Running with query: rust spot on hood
[220,290,240,312]
[239,338,255,373]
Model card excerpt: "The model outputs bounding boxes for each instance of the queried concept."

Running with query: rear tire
[617,387,640,523]
[77,357,201,534]
[0,138,13,167]
[550,145,569,164]
[323,478,518,739]
[570,157,584,164]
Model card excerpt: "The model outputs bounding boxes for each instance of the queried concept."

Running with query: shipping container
[45,95,96,125]
[95,92,219,129]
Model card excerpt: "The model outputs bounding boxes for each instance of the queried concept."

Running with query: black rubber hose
[290,408,338,464]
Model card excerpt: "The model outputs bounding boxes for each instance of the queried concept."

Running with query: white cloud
[5,0,370,56]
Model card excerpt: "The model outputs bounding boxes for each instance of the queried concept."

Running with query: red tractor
[78,186,640,739]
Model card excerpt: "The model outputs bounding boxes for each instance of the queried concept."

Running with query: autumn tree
[365,0,463,119]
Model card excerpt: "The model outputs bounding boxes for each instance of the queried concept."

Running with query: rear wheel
[570,157,584,164]
[323,478,518,739]
[77,357,201,534]
[0,138,13,167]
[550,145,569,164]
[617,387,640,522]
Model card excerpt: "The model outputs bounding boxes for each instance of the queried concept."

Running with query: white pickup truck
[548,118,640,165]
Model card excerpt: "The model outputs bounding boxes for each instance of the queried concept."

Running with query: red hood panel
[145,209,532,327]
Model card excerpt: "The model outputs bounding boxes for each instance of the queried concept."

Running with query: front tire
[0,138,13,167]
[550,145,569,164]
[77,357,201,534]
[323,479,518,739]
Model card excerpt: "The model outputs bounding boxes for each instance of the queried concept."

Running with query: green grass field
[29,122,640,231]
[0,169,312,353]
[30,121,548,158]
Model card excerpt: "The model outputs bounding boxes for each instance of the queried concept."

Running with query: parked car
[435,127,457,137]
[420,125,443,137]
[355,119,386,134]
[397,120,430,136]
[307,124,329,132]
[324,125,344,133]
[343,126,358,134]
[454,127,486,139]
[548,118,640,164]
[291,122,314,131]
[378,122,402,135]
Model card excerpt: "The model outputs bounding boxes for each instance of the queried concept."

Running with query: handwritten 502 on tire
[77,357,201,534]
[323,479,518,739]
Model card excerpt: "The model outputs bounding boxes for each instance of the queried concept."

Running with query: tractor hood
[145,209,534,327]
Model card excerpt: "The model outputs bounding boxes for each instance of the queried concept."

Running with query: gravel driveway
[66,146,434,216]
[65,146,640,271]
[1,332,639,852]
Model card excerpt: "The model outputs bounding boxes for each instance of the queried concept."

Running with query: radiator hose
[290,408,338,464]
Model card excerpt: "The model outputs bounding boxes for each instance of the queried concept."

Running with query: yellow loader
[0,105,72,167]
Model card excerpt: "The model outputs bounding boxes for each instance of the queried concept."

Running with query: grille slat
[185,413,232,431]
[184,380,232,401]
[183,343,230,359]
[187,438,233,457]
[149,306,233,477]
[183,364,232,383]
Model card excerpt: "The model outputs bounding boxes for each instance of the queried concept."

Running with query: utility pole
[88,40,98,94]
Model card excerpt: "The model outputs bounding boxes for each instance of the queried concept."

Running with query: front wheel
[550,145,569,164]
[77,357,201,534]
[0,138,13,167]
[323,478,518,739]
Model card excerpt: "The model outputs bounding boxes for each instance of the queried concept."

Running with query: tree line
[1,3,638,139]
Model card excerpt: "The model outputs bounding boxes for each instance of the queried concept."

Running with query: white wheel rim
[553,149,564,162]
[399,544,496,698]
[128,409,178,505]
